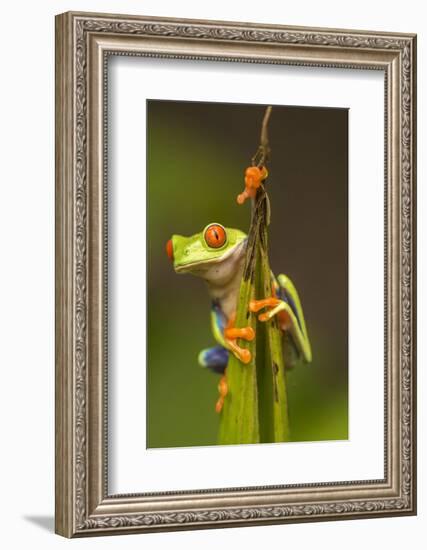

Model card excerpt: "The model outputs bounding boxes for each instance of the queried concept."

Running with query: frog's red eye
[204,224,227,248]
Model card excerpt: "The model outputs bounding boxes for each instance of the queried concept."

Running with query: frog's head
[166,223,247,285]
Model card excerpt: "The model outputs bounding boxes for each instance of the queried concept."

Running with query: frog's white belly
[204,248,245,322]
[207,273,242,321]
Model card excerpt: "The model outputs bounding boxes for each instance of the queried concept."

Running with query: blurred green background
[147,100,348,448]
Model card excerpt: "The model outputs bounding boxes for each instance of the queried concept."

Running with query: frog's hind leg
[198,345,229,374]
[198,346,230,413]
[206,301,255,413]
[250,273,312,363]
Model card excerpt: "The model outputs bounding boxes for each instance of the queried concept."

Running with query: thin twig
[252,105,272,167]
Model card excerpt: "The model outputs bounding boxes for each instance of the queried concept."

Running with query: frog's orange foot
[224,314,254,364]
[258,312,274,322]
[250,297,280,313]
[215,374,228,414]
[237,166,268,205]
[224,326,255,341]
[237,188,254,205]
[226,340,252,364]
[250,297,282,322]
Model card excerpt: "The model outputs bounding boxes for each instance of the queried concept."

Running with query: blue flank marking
[212,299,226,333]
[276,286,303,332]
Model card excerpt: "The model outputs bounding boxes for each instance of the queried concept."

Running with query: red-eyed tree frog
[166,223,312,412]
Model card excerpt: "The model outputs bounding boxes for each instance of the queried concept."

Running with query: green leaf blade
[218,278,259,445]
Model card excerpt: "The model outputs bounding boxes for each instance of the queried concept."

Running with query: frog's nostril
[166,239,174,261]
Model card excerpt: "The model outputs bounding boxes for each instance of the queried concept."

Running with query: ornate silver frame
[55,11,417,537]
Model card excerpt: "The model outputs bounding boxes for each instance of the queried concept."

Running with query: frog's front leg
[250,273,312,363]
[210,302,255,364]
[204,303,255,413]
[223,313,255,365]
[217,314,255,413]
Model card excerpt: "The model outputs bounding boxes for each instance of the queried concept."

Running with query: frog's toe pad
[258,311,272,322]
[239,349,251,364]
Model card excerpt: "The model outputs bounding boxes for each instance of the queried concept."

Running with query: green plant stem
[218,106,290,445]
[258,208,290,442]
[217,204,261,445]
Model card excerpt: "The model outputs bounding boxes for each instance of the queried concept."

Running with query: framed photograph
[55,11,417,537]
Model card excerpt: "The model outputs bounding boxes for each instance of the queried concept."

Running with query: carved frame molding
[55,11,416,537]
